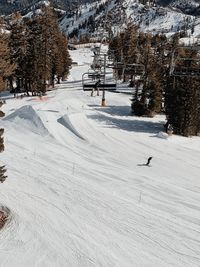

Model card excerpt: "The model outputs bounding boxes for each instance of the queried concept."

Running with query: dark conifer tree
[23,5,71,94]
[9,12,27,95]
[165,47,200,136]
[0,22,15,183]
[132,33,152,116]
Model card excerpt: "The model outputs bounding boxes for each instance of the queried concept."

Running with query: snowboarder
[146,157,153,166]
[164,121,169,133]
[164,121,173,135]
[167,124,173,135]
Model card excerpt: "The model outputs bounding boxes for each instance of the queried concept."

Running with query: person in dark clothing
[164,121,169,133]
[146,157,153,166]
[95,79,101,96]
[91,79,101,96]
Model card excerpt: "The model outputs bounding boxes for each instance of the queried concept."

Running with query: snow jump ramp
[3,105,49,136]
[57,113,86,141]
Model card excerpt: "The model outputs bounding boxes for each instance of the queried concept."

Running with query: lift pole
[101,54,107,106]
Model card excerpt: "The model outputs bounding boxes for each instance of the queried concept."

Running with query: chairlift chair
[170,45,200,77]
[124,64,145,76]
[82,72,116,91]
[112,62,125,70]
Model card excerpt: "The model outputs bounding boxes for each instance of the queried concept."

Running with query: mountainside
[1,0,200,17]
[58,0,200,41]
[0,0,96,15]
[1,0,200,40]
[124,1,200,37]
[0,0,83,16]
[0,0,40,15]
[156,0,200,15]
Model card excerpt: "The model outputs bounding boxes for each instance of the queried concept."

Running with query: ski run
[0,45,200,267]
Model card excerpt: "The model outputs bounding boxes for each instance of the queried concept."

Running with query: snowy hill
[1,45,200,266]
[58,0,200,41]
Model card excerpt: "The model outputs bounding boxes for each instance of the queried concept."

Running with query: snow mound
[156,131,169,139]
[4,105,49,136]
[57,114,86,141]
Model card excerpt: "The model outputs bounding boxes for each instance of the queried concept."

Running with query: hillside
[0,0,97,15]
[124,1,200,37]
[1,0,200,40]
[157,0,200,15]
[58,0,200,40]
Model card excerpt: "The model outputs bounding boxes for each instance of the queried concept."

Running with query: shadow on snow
[88,110,164,134]
[88,105,131,117]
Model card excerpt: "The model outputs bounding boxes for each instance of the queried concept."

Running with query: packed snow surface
[1,46,200,267]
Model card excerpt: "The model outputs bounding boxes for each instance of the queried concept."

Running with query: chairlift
[170,45,200,77]
[82,72,116,91]
[90,51,104,71]
[172,66,200,76]
[107,62,115,68]
[87,71,105,80]
[112,62,125,70]
[124,64,145,76]
[90,62,102,70]
[106,57,115,68]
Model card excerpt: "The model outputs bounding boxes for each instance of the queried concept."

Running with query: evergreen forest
[108,24,200,137]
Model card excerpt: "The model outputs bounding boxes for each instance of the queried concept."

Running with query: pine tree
[146,34,169,116]
[165,46,200,136]
[25,5,71,93]
[126,26,139,65]
[54,34,72,83]
[0,23,14,183]
[132,33,169,117]
[0,22,15,91]
[132,33,152,116]
[9,12,27,95]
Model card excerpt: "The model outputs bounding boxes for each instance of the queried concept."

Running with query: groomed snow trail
[1,47,200,267]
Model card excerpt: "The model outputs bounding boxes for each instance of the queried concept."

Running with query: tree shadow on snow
[88,113,164,134]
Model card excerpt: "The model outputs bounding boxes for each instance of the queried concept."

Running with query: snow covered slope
[157,0,200,15]
[0,46,200,266]
[58,0,200,40]
[125,1,200,37]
